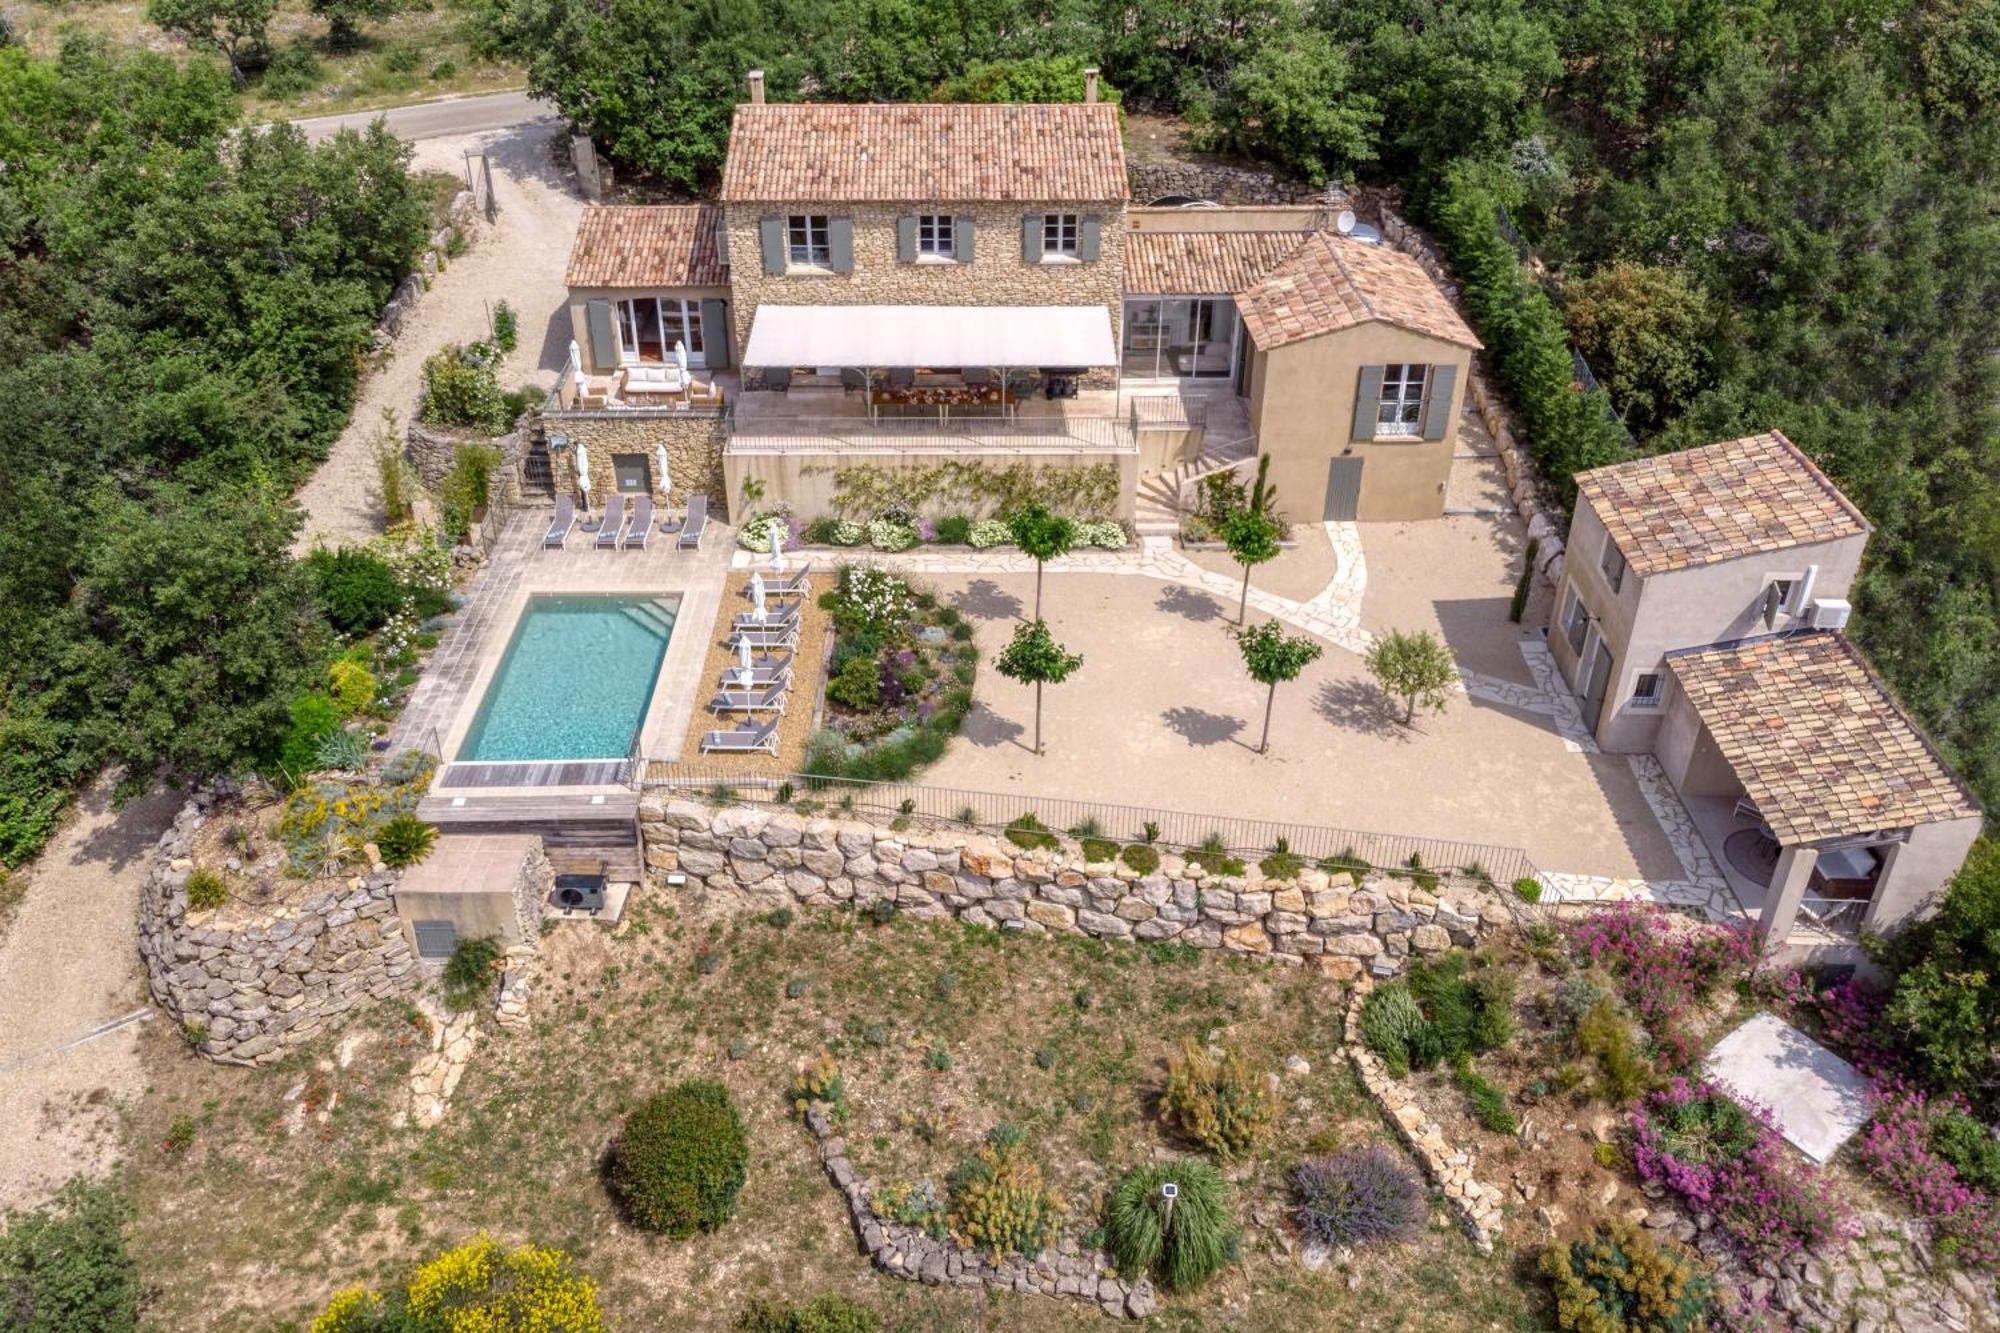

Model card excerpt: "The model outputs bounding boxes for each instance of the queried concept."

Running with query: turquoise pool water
[461,595,678,762]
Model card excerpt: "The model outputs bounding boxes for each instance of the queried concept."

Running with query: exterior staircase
[1135,433,1260,539]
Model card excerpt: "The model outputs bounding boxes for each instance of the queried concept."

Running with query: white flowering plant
[867,518,920,552]
[1076,520,1128,549]
[737,508,796,552]
[967,519,1013,549]
[827,566,917,636]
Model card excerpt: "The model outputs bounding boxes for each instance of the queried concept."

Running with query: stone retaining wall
[1342,984,1505,1252]
[1128,162,1329,206]
[405,415,530,508]
[638,799,1526,974]
[136,794,422,1066]
[803,1104,1156,1319]
[377,190,479,345]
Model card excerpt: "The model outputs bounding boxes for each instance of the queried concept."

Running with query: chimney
[1084,67,1100,104]
[747,69,766,105]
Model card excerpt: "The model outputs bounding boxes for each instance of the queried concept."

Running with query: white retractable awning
[742,305,1116,369]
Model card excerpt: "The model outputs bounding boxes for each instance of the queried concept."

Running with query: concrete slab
[1703,1012,1869,1164]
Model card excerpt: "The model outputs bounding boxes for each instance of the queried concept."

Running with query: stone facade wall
[638,799,1525,976]
[137,794,422,1066]
[544,413,729,515]
[803,1103,1156,1319]
[405,414,530,508]
[1127,162,1331,207]
[720,202,1126,379]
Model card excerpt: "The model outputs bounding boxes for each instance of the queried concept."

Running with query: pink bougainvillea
[1566,902,1755,1068]
[1631,1079,1855,1263]
[1857,1080,2000,1269]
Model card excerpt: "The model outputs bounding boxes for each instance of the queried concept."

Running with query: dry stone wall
[377,189,479,345]
[137,793,422,1066]
[543,413,728,514]
[638,799,1527,974]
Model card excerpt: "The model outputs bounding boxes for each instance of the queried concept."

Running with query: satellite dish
[1335,210,1357,235]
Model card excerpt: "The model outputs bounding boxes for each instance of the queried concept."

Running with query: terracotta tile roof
[1578,431,1870,578]
[565,205,726,288]
[718,102,1129,203]
[1123,230,1310,295]
[1235,231,1480,352]
[1667,632,1980,844]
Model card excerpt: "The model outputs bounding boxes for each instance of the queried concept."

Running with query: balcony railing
[1796,895,1868,938]
[724,414,1135,455]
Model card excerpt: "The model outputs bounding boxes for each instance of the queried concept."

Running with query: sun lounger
[742,563,812,600]
[700,715,780,755]
[677,494,708,550]
[733,602,800,630]
[594,495,626,550]
[721,663,792,690]
[729,623,798,651]
[623,495,653,550]
[543,495,575,549]
[707,677,790,714]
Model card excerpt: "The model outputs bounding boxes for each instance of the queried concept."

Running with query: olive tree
[1364,628,1459,725]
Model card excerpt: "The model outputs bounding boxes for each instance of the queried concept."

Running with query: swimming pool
[460,594,678,762]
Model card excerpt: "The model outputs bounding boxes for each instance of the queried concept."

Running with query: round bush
[1105,1160,1237,1292]
[1291,1146,1425,1247]
[308,548,403,635]
[612,1081,749,1237]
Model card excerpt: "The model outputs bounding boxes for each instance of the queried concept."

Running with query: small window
[1375,364,1427,437]
[612,453,651,493]
[918,214,956,259]
[1042,213,1080,258]
[1600,540,1627,594]
[787,215,830,267]
[1631,672,1664,709]
[1563,588,1590,655]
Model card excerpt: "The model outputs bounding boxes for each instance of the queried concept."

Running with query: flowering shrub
[866,518,920,551]
[1075,519,1127,548]
[947,1130,1063,1256]
[313,1237,607,1331]
[1752,967,1895,1077]
[1857,1080,2000,1269]
[737,509,800,552]
[967,518,1012,548]
[1632,1080,1852,1262]
[1291,1146,1425,1246]
[1567,903,1754,1066]
[1541,1219,1716,1332]
[826,567,916,636]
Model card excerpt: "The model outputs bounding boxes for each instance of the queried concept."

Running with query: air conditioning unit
[554,874,606,914]
[1807,598,1852,631]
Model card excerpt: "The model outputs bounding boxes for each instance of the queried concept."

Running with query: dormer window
[788,215,830,267]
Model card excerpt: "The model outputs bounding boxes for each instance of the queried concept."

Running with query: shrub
[1881,842,2000,1107]
[0,1178,140,1333]
[1163,1039,1276,1157]
[1004,813,1060,851]
[737,510,794,553]
[947,1131,1063,1256]
[1553,974,1610,1030]
[278,691,344,778]
[1857,1080,2000,1269]
[420,343,511,432]
[1508,537,1541,623]
[1075,519,1128,548]
[1576,997,1653,1102]
[315,727,370,773]
[314,1237,606,1331]
[308,548,404,635]
[826,653,882,710]
[374,813,437,868]
[967,518,1012,548]
[442,935,504,1011]
[185,868,227,911]
[328,660,376,715]
[866,518,920,551]
[1513,876,1543,904]
[1120,843,1161,874]
[735,1294,876,1333]
[791,1048,845,1119]
[934,514,973,544]
[611,1082,750,1237]
[1361,983,1428,1078]
[1566,903,1755,1044]
[1541,1219,1716,1332]
[491,300,519,354]
[1290,1146,1425,1247]
[1104,1160,1237,1292]
[1370,954,1515,1075]
[1930,1107,2000,1199]
[1632,1079,1852,1262]
[1455,1062,1519,1134]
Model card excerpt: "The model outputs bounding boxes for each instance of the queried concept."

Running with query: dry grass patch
[119,896,1547,1330]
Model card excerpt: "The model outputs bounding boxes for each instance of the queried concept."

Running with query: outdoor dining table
[869,382,1016,421]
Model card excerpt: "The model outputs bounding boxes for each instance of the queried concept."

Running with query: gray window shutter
[1022,214,1043,263]
[1351,365,1384,441]
[699,298,731,369]
[1080,214,1102,262]
[1420,363,1457,440]
[829,217,854,272]
[585,298,618,371]
[955,214,974,263]
[759,216,784,274]
[896,216,916,263]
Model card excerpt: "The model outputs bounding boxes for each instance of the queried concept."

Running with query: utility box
[394,834,550,959]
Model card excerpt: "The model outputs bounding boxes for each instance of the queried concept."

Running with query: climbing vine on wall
[812,461,1121,521]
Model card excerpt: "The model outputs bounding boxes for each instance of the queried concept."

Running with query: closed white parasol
[768,517,785,571]
[654,444,672,503]
[735,636,754,687]
[568,339,586,397]
[573,441,591,500]
[749,572,768,623]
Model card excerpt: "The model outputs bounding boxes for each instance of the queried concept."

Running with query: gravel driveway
[0,780,182,1212]
[292,113,584,551]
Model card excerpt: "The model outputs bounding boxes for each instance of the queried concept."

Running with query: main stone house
[543,72,1479,530]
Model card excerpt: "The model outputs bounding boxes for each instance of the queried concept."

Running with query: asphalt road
[290,88,552,143]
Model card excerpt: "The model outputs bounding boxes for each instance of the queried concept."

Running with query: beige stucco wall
[1655,690,1743,798]
[567,285,732,371]
[1246,322,1470,523]
[722,447,1138,523]
[1127,205,1322,233]
[544,412,729,516]
[720,201,1125,378]
[1868,814,1983,933]
[1549,495,1869,751]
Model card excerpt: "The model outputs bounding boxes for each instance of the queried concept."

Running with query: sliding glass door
[616,296,706,366]
[1120,298,1238,379]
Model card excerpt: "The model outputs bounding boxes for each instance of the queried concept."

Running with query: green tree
[1883,842,2000,1109]
[1216,31,1379,186]
[1563,262,1717,435]
[993,619,1081,756]
[1235,620,1322,754]
[1219,506,1282,624]
[147,0,277,84]
[937,55,1114,104]
[1364,628,1458,725]
[309,0,405,48]
[1006,502,1076,620]
[0,1178,140,1333]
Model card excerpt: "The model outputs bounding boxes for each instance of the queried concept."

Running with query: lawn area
[118,899,1547,1330]
[6,0,522,121]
